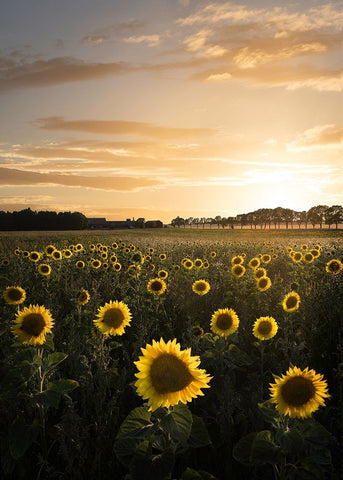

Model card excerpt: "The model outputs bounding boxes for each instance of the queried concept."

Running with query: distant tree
[307,205,328,229]
[325,205,343,229]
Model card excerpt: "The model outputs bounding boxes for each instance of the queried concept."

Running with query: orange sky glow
[0,0,342,223]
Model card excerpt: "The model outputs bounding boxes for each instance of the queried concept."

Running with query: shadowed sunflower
[134,338,211,411]
[78,289,90,306]
[254,267,267,280]
[253,316,278,340]
[248,257,260,269]
[94,300,132,336]
[325,259,342,275]
[256,276,272,292]
[76,260,85,269]
[3,286,26,305]
[192,280,210,296]
[12,304,54,345]
[147,278,167,295]
[231,264,246,278]
[270,366,329,418]
[282,291,300,312]
[38,264,51,276]
[210,308,239,336]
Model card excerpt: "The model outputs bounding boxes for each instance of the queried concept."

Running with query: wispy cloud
[288,125,343,150]
[123,35,161,47]
[35,116,216,139]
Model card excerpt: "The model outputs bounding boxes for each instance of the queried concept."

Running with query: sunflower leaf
[188,414,211,448]
[161,403,193,446]
[47,379,79,394]
[46,352,68,368]
[8,418,40,459]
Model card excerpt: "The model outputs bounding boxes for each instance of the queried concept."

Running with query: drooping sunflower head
[3,286,26,305]
[325,259,342,275]
[78,289,90,306]
[158,269,168,280]
[254,267,267,280]
[253,316,278,340]
[192,325,204,337]
[38,264,51,276]
[231,255,244,266]
[192,280,210,296]
[210,308,239,337]
[256,276,272,292]
[231,264,246,278]
[269,366,329,418]
[94,300,132,336]
[248,257,260,269]
[12,304,54,345]
[134,338,211,411]
[282,291,300,312]
[147,278,167,295]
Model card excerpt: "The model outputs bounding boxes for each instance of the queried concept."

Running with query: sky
[0,0,342,223]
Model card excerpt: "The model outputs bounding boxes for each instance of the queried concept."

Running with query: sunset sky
[1,0,342,223]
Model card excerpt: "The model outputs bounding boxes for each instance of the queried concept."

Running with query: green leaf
[258,400,278,423]
[182,467,217,480]
[298,457,325,480]
[47,379,79,394]
[34,389,61,408]
[46,352,68,367]
[8,419,39,459]
[278,427,304,454]
[233,432,258,465]
[188,415,211,448]
[160,403,193,446]
[114,407,154,459]
[43,334,54,351]
[233,430,281,466]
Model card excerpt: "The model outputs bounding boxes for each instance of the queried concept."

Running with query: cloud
[0,167,161,191]
[123,35,160,47]
[288,125,343,149]
[80,35,109,45]
[0,56,132,92]
[35,116,216,139]
[80,19,146,45]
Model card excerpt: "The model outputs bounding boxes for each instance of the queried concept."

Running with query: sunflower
[63,249,73,258]
[76,260,85,269]
[78,289,90,306]
[248,257,260,269]
[210,251,217,258]
[183,259,193,270]
[210,308,239,336]
[192,325,204,337]
[261,254,272,264]
[301,244,308,251]
[127,264,141,278]
[269,366,329,418]
[147,278,167,295]
[159,253,167,261]
[253,316,278,340]
[52,250,62,261]
[158,270,168,279]
[38,264,51,276]
[231,255,244,266]
[29,251,40,262]
[194,258,203,269]
[231,264,246,278]
[94,300,132,336]
[113,262,122,272]
[303,252,314,263]
[203,260,210,269]
[254,267,267,280]
[310,249,320,258]
[282,291,300,312]
[3,286,26,305]
[256,276,272,292]
[12,304,54,345]
[111,242,118,249]
[91,259,101,269]
[45,245,56,256]
[192,280,210,296]
[325,259,342,275]
[134,338,211,411]
[292,252,303,263]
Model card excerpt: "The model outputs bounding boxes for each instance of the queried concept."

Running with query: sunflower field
[0,229,342,480]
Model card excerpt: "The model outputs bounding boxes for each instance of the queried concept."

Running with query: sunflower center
[21,313,46,337]
[102,308,125,328]
[329,261,340,272]
[216,313,233,330]
[79,292,88,302]
[8,288,23,301]
[286,296,298,309]
[150,353,194,394]
[151,280,163,292]
[40,266,50,273]
[196,282,206,292]
[281,376,316,406]
[259,278,268,288]
[257,320,272,335]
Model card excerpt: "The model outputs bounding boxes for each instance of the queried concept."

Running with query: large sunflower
[134,338,211,411]
[3,286,26,305]
[147,278,167,295]
[325,259,342,275]
[192,280,210,296]
[12,304,54,345]
[253,316,278,340]
[269,366,329,418]
[210,308,239,336]
[282,291,300,312]
[94,300,132,336]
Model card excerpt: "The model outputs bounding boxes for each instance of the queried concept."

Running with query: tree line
[170,205,343,230]
[0,208,88,231]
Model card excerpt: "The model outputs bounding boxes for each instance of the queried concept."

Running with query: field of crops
[0,229,342,480]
